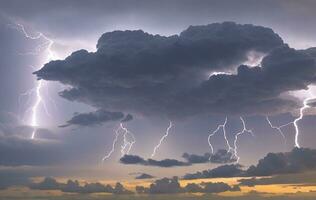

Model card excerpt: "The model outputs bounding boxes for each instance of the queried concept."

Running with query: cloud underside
[120,149,235,167]
[34,22,316,123]
[183,148,316,179]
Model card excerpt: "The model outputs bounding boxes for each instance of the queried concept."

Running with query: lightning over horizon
[151,121,173,158]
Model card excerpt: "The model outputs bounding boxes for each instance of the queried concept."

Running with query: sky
[1,0,316,199]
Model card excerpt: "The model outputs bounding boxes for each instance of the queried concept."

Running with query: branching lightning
[120,123,136,156]
[151,121,173,158]
[102,126,121,162]
[265,116,291,145]
[265,90,314,148]
[293,96,313,148]
[102,123,136,162]
[207,117,233,155]
[10,23,56,140]
[232,117,254,162]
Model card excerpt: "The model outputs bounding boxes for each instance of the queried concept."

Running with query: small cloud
[135,173,155,179]
[120,155,190,167]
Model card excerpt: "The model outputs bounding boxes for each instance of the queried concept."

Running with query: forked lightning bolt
[102,126,121,162]
[102,123,136,162]
[151,121,173,158]
[10,23,56,139]
[294,96,313,148]
[265,116,291,145]
[207,117,232,157]
[265,92,314,148]
[232,117,254,162]
[120,123,136,156]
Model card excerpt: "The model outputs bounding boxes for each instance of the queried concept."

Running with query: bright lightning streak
[11,23,56,140]
[151,121,173,158]
[120,123,136,156]
[102,123,136,162]
[232,117,254,163]
[293,96,313,148]
[102,126,121,162]
[207,117,233,157]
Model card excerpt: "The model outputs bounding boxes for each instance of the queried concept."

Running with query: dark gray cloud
[184,148,316,180]
[30,177,132,194]
[246,148,316,176]
[201,182,241,193]
[135,176,239,194]
[34,22,310,121]
[145,177,182,194]
[121,149,235,168]
[59,109,125,127]
[183,164,244,180]
[135,173,155,179]
[182,149,236,164]
[120,154,190,167]
[121,114,133,122]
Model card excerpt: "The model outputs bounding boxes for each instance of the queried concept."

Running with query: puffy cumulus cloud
[246,148,316,176]
[120,154,190,167]
[59,109,126,127]
[35,22,310,121]
[183,164,244,180]
[135,173,155,179]
[201,182,241,193]
[135,177,239,194]
[30,177,132,194]
[182,149,236,164]
[146,177,182,194]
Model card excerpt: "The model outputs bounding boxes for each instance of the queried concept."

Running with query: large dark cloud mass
[183,148,316,179]
[33,22,316,122]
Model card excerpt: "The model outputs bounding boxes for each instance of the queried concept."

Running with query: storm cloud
[59,109,126,127]
[183,148,316,179]
[33,21,316,122]
[135,176,240,194]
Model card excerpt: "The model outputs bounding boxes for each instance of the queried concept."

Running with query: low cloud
[120,149,236,168]
[120,155,190,167]
[135,173,155,179]
[136,176,239,194]
[183,148,316,180]
[30,177,132,194]
[183,149,236,164]
[183,164,244,180]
